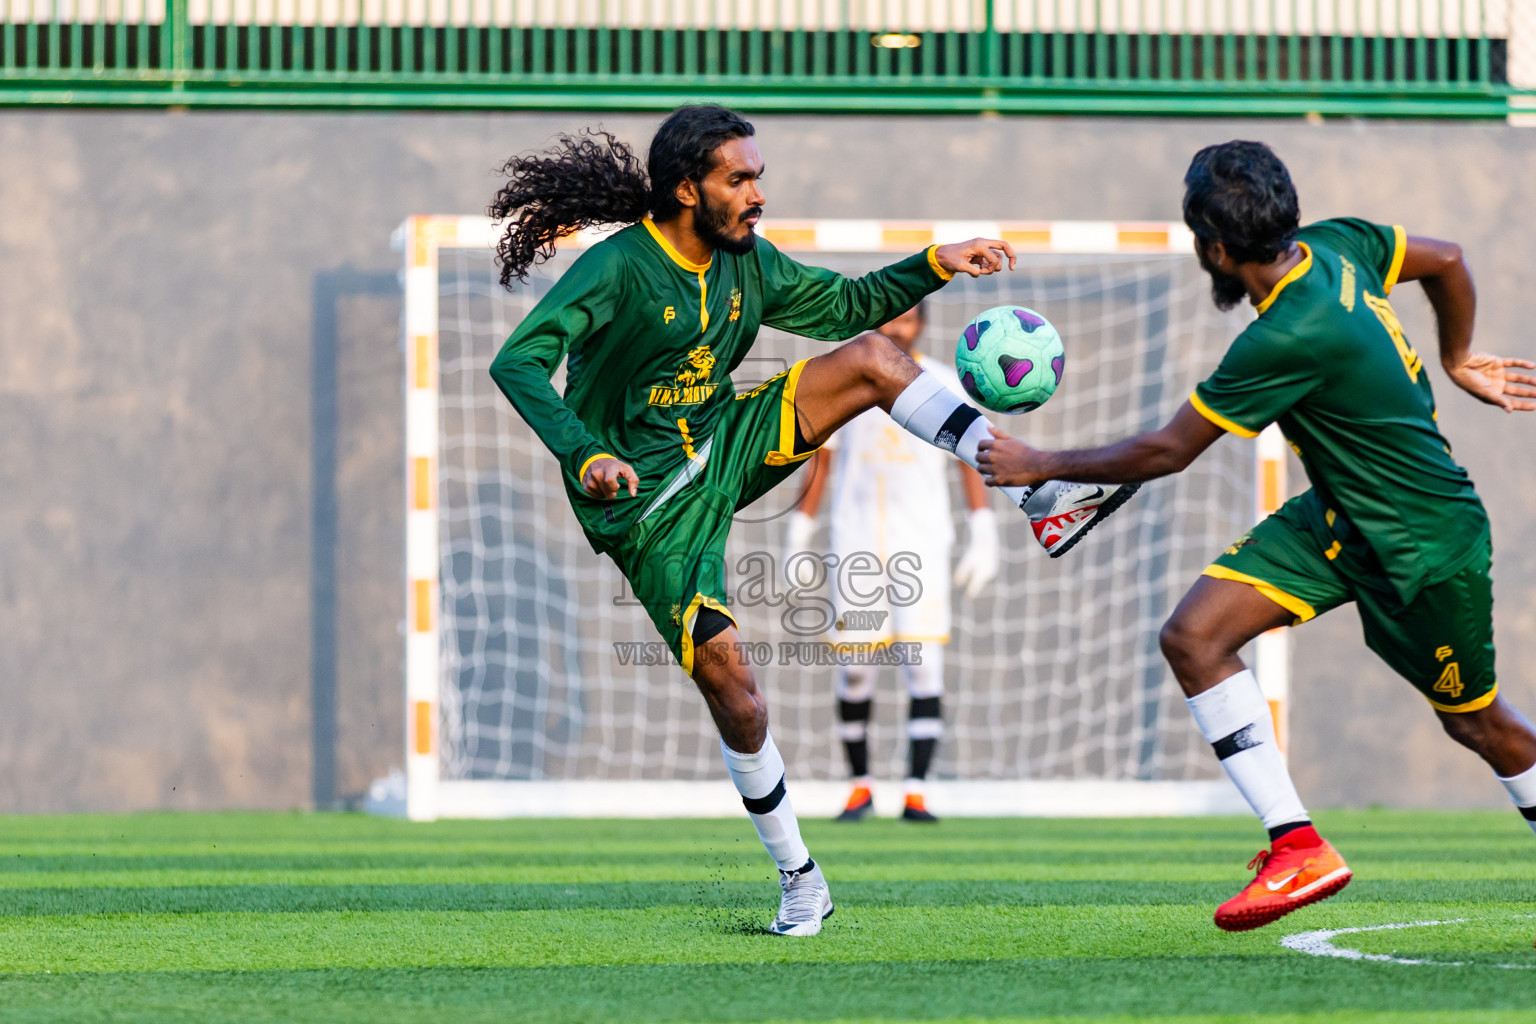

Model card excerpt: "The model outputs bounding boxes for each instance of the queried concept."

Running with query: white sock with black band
[1497,762,1536,837]
[888,371,1032,508]
[1186,669,1310,834]
[720,733,811,872]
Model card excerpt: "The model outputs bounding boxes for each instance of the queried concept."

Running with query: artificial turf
[1,810,1533,1023]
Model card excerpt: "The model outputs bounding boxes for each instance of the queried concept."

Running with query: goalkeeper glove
[784,510,817,564]
[953,507,1000,599]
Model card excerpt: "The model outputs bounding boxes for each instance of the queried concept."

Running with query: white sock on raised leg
[1186,669,1309,832]
[720,733,811,871]
[888,371,1031,508]
[1497,762,1536,837]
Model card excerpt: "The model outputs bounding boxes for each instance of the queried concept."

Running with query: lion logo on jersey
[648,345,720,406]
[675,345,716,387]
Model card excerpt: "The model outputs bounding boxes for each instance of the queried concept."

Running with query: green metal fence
[1,0,1529,116]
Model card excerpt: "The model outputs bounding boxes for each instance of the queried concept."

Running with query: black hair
[646,104,755,222]
[1182,141,1300,266]
[489,105,755,288]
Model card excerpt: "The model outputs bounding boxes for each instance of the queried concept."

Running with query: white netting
[434,246,1251,785]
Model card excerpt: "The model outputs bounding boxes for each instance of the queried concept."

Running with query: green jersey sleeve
[1298,217,1408,293]
[757,239,950,341]
[488,243,622,482]
[1192,320,1323,437]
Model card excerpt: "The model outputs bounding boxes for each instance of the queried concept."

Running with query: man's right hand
[582,457,640,500]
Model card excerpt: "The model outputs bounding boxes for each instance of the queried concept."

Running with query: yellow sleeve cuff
[1384,224,1407,294]
[926,245,955,282]
[1188,391,1260,438]
[577,452,617,482]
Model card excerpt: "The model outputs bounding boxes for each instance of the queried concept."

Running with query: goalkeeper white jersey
[825,354,963,645]
[826,353,961,563]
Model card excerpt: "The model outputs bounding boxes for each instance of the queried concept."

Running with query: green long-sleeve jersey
[489,218,953,552]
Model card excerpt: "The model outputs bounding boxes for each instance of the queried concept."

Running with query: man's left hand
[935,238,1017,278]
[976,426,1051,487]
[1446,351,1536,412]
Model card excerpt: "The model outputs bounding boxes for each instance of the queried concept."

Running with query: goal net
[391,216,1276,821]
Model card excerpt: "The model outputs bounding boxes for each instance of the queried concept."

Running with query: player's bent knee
[1158,614,1236,694]
[844,332,911,386]
[1438,706,1495,752]
[1158,615,1202,671]
[719,679,768,730]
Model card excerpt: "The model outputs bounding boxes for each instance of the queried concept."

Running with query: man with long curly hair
[487,105,1136,935]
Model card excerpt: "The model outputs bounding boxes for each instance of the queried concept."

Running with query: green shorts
[609,359,817,675]
[1207,489,1497,713]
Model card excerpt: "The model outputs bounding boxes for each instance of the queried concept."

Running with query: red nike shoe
[1023,481,1140,557]
[1214,827,1352,932]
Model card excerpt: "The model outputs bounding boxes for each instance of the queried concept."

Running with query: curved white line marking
[1282,917,1536,969]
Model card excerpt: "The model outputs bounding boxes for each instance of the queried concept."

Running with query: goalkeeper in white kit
[786,302,1001,821]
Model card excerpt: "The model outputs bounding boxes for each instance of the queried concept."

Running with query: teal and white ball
[953,305,1065,414]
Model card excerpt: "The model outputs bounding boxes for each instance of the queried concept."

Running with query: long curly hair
[490,106,754,288]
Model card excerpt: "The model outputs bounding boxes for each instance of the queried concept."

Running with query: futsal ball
[954,305,1065,414]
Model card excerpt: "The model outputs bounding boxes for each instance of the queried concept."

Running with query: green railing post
[164,0,189,90]
[983,0,998,80]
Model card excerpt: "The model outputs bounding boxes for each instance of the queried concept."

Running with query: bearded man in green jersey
[979,140,1536,933]
[486,105,1138,935]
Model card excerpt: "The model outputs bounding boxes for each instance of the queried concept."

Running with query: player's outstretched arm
[759,238,1014,343]
[1399,235,1536,412]
[975,403,1226,489]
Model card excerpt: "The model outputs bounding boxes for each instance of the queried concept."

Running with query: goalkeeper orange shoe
[835,785,873,822]
[901,793,939,823]
[1213,826,1351,932]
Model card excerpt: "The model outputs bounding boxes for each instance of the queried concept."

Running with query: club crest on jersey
[663,306,676,324]
[649,345,719,406]
[728,288,742,322]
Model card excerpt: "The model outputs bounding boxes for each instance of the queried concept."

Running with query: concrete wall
[1,111,1532,812]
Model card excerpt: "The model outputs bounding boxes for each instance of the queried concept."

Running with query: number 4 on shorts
[1434,646,1464,700]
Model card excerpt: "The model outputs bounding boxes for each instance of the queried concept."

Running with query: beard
[696,193,760,256]
[1198,248,1248,312]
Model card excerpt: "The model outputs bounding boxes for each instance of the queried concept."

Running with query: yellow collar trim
[643,217,712,274]
[1254,242,1312,315]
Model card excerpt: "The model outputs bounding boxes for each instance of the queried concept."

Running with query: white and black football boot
[1023,481,1141,558]
[768,859,834,936]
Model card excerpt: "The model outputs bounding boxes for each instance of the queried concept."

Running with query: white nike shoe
[1023,480,1141,558]
[768,859,834,936]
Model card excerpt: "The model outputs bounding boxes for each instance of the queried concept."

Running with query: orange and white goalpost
[388,215,1284,821]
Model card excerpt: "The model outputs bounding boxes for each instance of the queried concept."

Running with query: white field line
[1281,917,1536,969]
